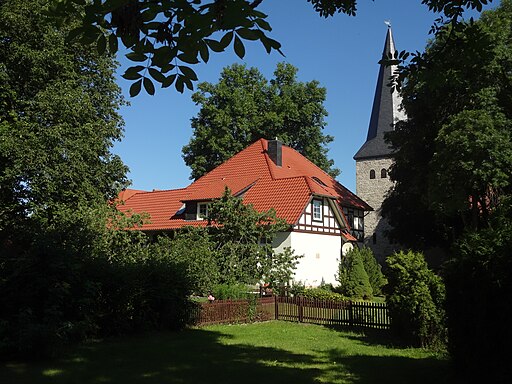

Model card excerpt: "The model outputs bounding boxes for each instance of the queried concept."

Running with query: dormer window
[197,202,209,220]
[312,199,323,221]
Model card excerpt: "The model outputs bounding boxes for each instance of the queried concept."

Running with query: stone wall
[356,157,399,261]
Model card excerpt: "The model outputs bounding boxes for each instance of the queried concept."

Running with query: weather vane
[384,20,392,28]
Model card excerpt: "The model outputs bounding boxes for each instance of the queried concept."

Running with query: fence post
[274,295,279,320]
[298,297,304,323]
[348,300,354,327]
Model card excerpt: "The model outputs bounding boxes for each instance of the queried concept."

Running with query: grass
[0,321,455,384]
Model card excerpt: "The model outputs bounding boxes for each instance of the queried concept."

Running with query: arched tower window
[381,168,387,178]
[369,170,376,179]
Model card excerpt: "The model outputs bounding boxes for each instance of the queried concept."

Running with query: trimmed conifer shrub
[359,247,387,296]
[336,248,373,299]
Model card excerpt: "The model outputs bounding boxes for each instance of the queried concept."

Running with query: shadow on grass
[320,348,458,384]
[0,328,320,384]
[1,324,454,384]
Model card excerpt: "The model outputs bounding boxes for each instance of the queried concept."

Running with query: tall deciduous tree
[0,0,128,246]
[0,0,131,355]
[382,2,512,249]
[182,62,338,179]
[382,2,512,380]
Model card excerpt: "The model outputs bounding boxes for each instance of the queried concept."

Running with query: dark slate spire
[354,26,404,160]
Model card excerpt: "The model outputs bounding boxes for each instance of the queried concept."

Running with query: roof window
[312,176,327,187]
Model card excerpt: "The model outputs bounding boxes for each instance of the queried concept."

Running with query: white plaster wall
[273,232,292,254]
[288,231,342,287]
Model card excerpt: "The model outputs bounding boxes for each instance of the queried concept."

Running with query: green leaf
[161,63,176,73]
[179,66,198,81]
[148,68,166,83]
[152,46,176,67]
[126,52,148,62]
[177,53,200,64]
[205,39,224,53]
[162,74,177,88]
[184,77,194,91]
[236,28,260,41]
[122,71,142,80]
[220,31,234,49]
[129,79,142,97]
[66,27,84,43]
[254,18,272,31]
[199,41,210,62]
[97,34,107,55]
[108,33,118,53]
[143,77,155,95]
[233,36,245,59]
[175,75,185,93]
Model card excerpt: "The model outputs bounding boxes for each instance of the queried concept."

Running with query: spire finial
[384,20,391,28]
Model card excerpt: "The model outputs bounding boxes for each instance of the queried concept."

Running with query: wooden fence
[275,296,390,329]
[189,296,390,329]
[189,297,275,326]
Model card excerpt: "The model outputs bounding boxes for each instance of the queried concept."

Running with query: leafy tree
[336,248,373,299]
[385,251,446,348]
[207,188,301,284]
[182,63,338,179]
[445,198,512,383]
[0,0,191,357]
[382,2,512,249]
[382,2,512,378]
[48,0,493,94]
[164,228,220,295]
[0,0,128,246]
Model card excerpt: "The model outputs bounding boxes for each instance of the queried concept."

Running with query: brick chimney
[268,139,282,167]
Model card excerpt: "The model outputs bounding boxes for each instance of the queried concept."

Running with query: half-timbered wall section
[294,197,341,235]
[342,207,365,242]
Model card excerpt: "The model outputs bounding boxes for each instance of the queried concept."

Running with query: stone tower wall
[356,157,398,261]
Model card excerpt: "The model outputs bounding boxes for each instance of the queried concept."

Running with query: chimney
[268,139,282,167]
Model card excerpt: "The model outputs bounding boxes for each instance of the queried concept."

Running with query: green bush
[385,250,446,348]
[336,248,373,299]
[212,283,252,300]
[445,209,512,383]
[302,288,346,301]
[288,280,306,297]
[163,228,219,296]
[358,247,387,296]
[0,226,196,359]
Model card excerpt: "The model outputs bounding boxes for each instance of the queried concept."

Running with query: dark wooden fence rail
[189,297,275,326]
[275,296,390,329]
[190,296,390,329]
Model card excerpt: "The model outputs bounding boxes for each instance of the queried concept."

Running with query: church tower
[354,26,405,260]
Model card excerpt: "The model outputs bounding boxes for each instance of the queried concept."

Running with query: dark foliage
[385,251,446,348]
[445,199,512,383]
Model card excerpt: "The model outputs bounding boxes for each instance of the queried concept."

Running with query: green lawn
[0,321,456,384]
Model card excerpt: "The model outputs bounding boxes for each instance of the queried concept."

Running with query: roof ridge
[282,143,336,183]
[189,139,268,186]
[135,187,189,195]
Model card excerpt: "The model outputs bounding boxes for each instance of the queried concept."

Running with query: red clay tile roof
[118,139,371,231]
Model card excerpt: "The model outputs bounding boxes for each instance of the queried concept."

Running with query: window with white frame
[197,202,209,220]
[312,199,323,221]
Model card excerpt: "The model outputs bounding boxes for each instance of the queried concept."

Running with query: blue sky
[112,0,496,193]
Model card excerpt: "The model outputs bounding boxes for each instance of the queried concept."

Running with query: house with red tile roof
[118,138,371,286]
